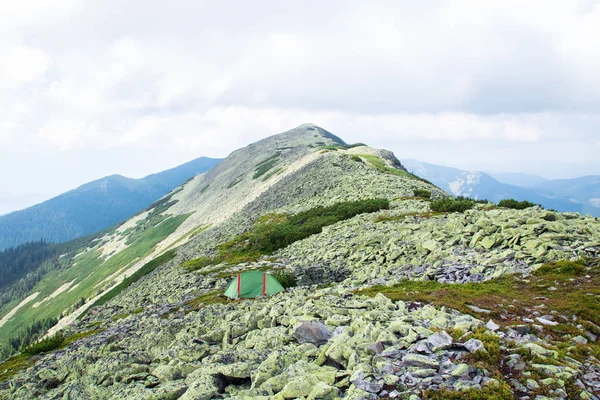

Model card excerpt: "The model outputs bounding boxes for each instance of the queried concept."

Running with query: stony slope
[1,125,599,400]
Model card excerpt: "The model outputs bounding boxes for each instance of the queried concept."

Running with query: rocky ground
[1,126,599,399]
[1,198,599,400]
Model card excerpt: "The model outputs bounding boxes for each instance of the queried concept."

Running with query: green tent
[224,270,285,299]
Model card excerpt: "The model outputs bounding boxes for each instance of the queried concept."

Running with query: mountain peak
[265,123,346,147]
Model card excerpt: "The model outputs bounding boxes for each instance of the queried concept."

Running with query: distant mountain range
[402,159,600,217]
[0,157,222,250]
[487,172,548,188]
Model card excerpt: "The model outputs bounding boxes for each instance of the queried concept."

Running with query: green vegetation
[0,353,35,383]
[165,224,211,251]
[253,152,282,179]
[355,153,429,183]
[182,256,215,272]
[227,176,244,188]
[184,199,390,272]
[359,260,600,398]
[199,183,210,194]
[430,196,476,213]
[350,155,363,163]
[356,258,599,328]
[144,187,182,214]
[0,317,59,359]
[462,328,502,371]
[0,328,103,382]
[251,198,390,254]
[22,334,65,355]
[320,143,366,151]
[424,380,513,400]
[1,208,180,356]
[413,189,432,199]
[88,248,178,309]
[261,167,284,181]
[186,290,230,309]
[0,241,57,294]
[497,198,539,210]
[273,270,297,289]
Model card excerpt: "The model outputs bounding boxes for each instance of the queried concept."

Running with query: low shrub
[534,259,586,276]
[413,189,432,199]
[253,152,281,179]
[22,334,64,355]
[182,256,214,272]
[497,198,538,210]
[252,198,390,253]
[430,197,475,213]
[273,270,297,288]
[424,380,513,400]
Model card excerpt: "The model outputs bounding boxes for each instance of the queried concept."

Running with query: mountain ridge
[0,156,222,250]
[402,158,600,216]
[1,125,599,399]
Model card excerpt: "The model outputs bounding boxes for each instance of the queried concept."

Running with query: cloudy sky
[1,0,599,213]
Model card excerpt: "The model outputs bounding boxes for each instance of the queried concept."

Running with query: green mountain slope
[0,157,221,250]
[1,124,599,399]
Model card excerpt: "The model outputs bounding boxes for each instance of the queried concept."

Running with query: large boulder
[293,320,331,345]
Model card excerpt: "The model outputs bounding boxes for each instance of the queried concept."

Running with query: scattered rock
[464,339,484,353]
[486,319,500,331]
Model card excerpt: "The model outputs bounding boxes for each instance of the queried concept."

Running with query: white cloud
[0,0,599,199]
[0,45,50,88]
[37,118,101,151]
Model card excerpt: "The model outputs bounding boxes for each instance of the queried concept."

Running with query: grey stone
[486,319,500,331]
[401,354,440,369]
[366,342,384,355]
[464,339,484,353]
[466,304,491,314]
[293,320,331,345]
[536,317,558,326]
[426,331,453,352]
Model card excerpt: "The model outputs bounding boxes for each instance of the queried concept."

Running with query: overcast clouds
[1,0,599,213]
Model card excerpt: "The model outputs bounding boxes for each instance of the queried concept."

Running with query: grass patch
[356,258,600,328]
[320,143,366,151]
[0,353,35,383]
[423,380,513,400]
[184,199,390,271]
[0,327,104,382]
[262,167,283,181]
[186,290,229,309]
[253,152,282,179]
[199,184,210,194]
[498,198,539,210]
[355,153,430,183]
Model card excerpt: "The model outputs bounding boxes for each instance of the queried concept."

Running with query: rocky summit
[1,124,600,400]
